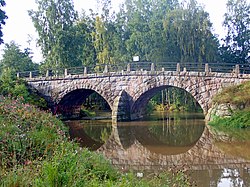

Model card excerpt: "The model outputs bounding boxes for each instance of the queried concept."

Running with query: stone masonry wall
[27,71,250,121]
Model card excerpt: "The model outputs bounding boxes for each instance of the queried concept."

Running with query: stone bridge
[24,63,250,121]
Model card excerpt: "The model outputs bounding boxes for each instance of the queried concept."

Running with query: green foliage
[0,0,7,44]
[146,100,156,114]
[93,16,113,65]
[0,96,67,168]
[209,109,250,129]
[163,0,219,63]
[220,0,250,64]
[147,87,202,113]
[29,0,222,68]
[0,69,47,108]
[36,142,120,186]
[0,68,16,95]
[0,41,38,75]
[147,171,192,187]
[29,0,78,68]
[27,0,248,68]
[213,81,250,107]
[80,108,96,117]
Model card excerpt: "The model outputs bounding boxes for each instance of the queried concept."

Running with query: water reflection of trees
[65,120,112,150]
[83,121,112,143]
[146,113,205,146]
[209,125,250,142]
[116,112,205,155]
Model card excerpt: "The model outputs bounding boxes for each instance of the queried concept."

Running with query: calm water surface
[64,112,250,187]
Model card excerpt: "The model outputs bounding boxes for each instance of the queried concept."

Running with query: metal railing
[16,62,250,79]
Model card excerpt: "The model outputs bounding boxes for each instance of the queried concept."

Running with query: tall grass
[213,81,250,107]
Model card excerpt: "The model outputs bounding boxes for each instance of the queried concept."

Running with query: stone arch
[131,84,204,120]
[56,80,114,111]
[55,88,112,117]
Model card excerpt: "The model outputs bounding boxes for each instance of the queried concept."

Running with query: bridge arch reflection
[64,115,249,182]
[98,121,248,172]
[115,113,205,155]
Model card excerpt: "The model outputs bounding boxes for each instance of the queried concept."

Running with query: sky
[0,0,244,63]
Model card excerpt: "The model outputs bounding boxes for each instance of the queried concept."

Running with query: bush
[34,142,121,186]
[0,69,47,109]
[0,96,67,168]
[209,109,250,129]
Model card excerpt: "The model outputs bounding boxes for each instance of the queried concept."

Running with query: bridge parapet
[19,68,250,82]
[17,62,250,80]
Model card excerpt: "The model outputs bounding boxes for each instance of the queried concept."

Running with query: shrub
[0,69,47,109]
[0,96,67,168]
[209,109,250,129]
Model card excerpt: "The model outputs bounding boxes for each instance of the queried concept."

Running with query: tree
[92,16,112,65]
[29,0,77,68]
[75,11,97,67]
[0,0,7,44]
[0,42,45,107]
[123,0,155,62]
[221,0,250,64]
[0,41,38,75]
[92,0,118,65]
[163,0,220,63]
[113,0,219,63]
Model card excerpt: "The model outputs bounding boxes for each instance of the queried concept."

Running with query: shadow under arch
[55,88,111,118]
[131,85,203,120]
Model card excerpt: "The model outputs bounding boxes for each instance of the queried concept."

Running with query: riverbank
[208,81,250,129]
[0,96,191,186]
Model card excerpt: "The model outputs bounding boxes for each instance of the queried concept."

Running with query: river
[64,112,250,187]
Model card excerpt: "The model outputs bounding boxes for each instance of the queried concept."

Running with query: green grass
[80,108,96,117]
[213,81,250,107]
[209,109,250,129]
